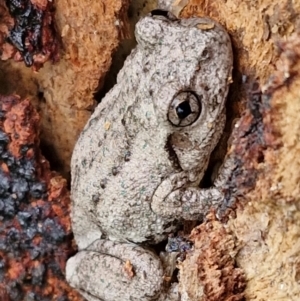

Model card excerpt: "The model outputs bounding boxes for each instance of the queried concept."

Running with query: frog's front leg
[151,156,236,220]
[66,240,178,301]
[152,186,223,220]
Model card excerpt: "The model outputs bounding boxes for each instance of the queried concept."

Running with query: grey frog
[66,10,233,301]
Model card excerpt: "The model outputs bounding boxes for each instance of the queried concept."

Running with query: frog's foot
[66,240,177,301]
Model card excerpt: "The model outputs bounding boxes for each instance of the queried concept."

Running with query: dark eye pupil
[176,101,192,119]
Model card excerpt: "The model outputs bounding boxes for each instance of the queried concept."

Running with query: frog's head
[135,11,233,174]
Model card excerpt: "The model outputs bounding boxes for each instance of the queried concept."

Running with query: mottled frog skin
[66,10,233,301]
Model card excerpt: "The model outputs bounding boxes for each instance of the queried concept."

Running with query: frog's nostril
[150,9,169,17]
[150,10,177,21]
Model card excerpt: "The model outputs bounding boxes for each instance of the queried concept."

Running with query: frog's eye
[168,91,201,127]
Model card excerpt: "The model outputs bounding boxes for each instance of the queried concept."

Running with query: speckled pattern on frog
[66,10,233,301]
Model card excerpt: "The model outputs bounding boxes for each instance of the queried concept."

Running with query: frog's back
[70,13,233,249]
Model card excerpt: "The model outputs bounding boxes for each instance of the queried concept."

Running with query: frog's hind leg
[70,194,104,250]
[66,240,167,301]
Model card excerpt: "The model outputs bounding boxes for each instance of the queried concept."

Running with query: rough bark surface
[0,0,59,70]
[176,1,300,300]
[0,95,85,301]
[228,33,300,301]
[0,0,130,175]
[179,213,246,301]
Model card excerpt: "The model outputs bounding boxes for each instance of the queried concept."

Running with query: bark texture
[177,1,300,300]
[0,95,85,301]
[0,0,130,175]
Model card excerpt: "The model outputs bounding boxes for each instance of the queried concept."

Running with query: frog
[66,10,233,301]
